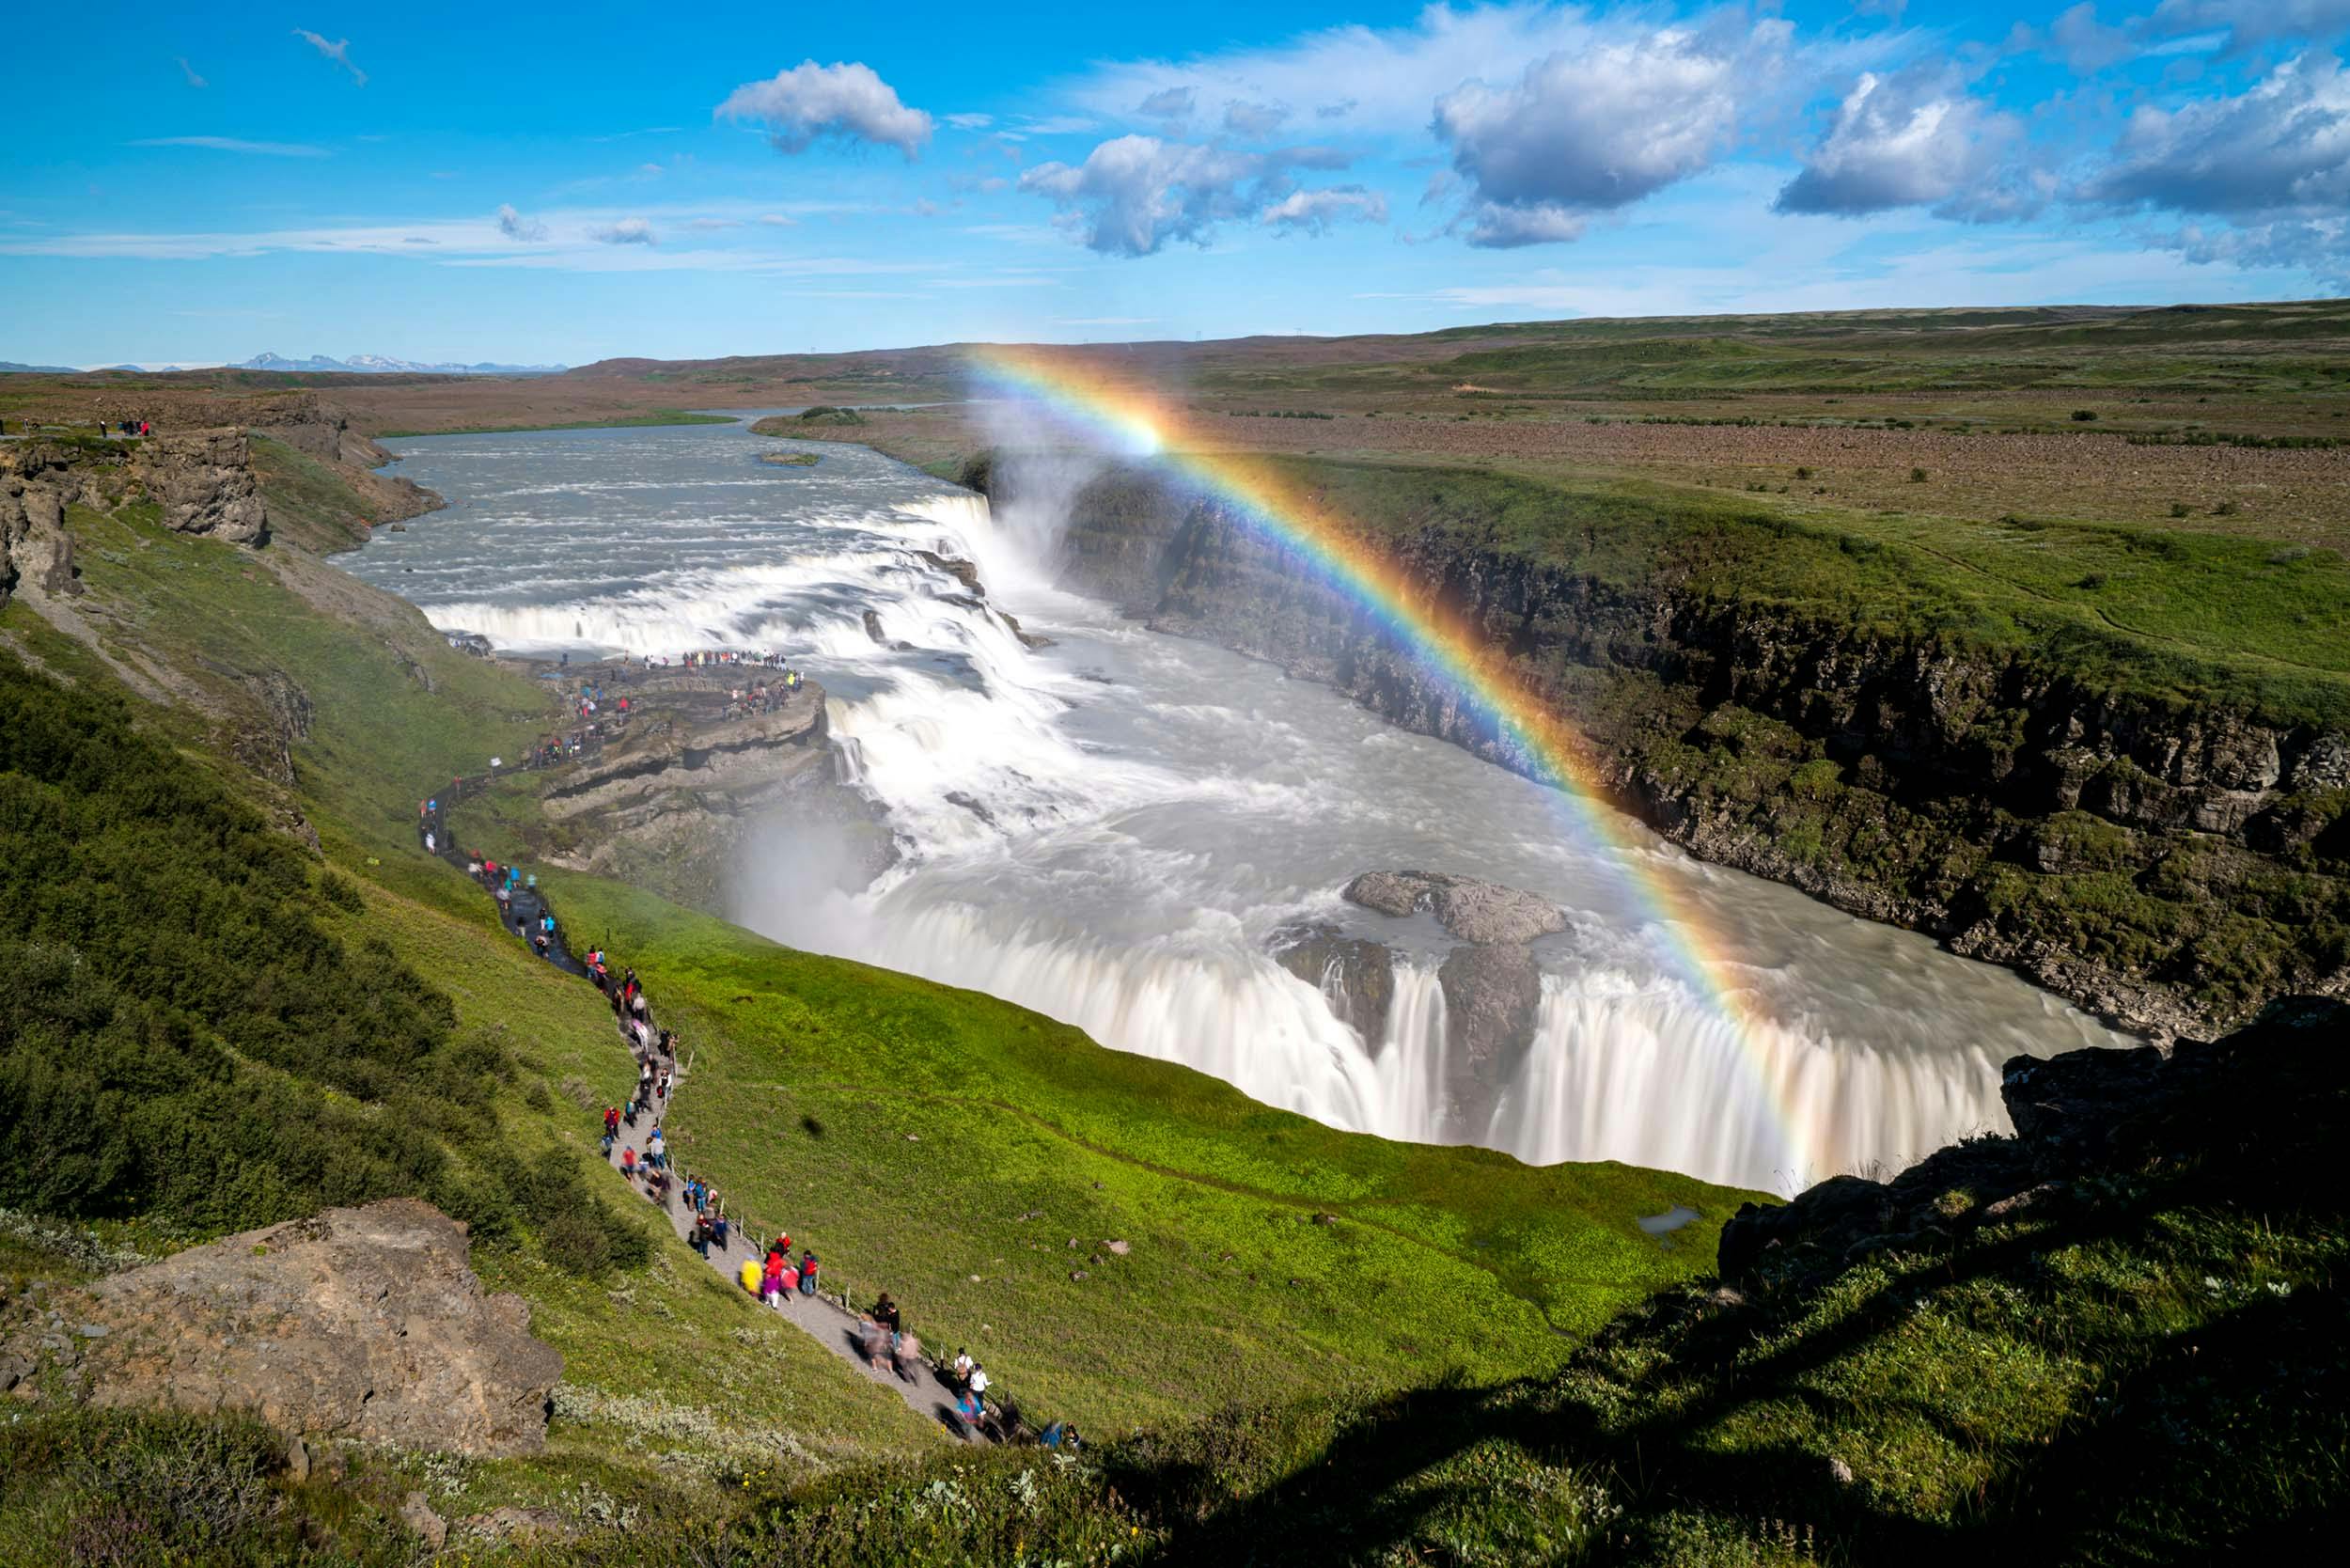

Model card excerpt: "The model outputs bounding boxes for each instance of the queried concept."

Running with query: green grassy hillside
[0,421,1755,1557]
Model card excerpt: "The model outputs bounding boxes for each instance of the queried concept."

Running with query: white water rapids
[347,416,2130,1193]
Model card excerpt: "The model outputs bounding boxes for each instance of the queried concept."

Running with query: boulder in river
[1271,921,1397,1050]
[1344,870,1566,946]
[1436,942,1544,1113]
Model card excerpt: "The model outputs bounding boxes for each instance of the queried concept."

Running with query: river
[345,415,2130,1193]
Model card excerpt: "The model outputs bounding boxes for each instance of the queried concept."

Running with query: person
[534,929,552,959]
[496,883,511,913]
[619,1145,637,1177]
[760,1248,785,1304]
[1040,1421,1081,1451]
[967,1363,990,1400]
[951,1349,974,1392]
[604,1105,620,1139]
[526,872,537,891]
[647,1127,666,1168]
[952,1387,985,1434]
[871,1294,901,1357]
[857,1315,888,1368]
[712,1213,729,1252]
[622,1096,639,1128]
[798,1249,820,1295]
[690,1212,711,1258]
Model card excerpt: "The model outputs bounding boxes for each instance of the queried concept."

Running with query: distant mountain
[238,351,567,376]
[0,360,81,373]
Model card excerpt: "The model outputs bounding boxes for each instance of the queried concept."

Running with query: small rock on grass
[399,1492,447,1549]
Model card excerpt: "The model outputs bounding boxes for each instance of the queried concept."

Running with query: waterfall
[357,423,2126,1199]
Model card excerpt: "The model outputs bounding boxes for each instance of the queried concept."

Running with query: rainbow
[965,344,1809,1175]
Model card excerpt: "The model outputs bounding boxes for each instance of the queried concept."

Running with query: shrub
[1794,466,1812,480]
[2072,409,2099,421]
[2170,502,2192,518]
[1909,467,1928,483]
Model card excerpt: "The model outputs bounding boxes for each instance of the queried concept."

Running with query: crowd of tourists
[419,774,1079,1450]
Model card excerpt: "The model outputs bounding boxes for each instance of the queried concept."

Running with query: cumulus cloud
[1136,86,1195,119]
[177,56,206,88]
[2086,51,2350,214]
[1433,20,1789,248]
[495,203,548,241]
[591,216,658,245]
[2085,50,2350,279]
[1019,135,1353,255]
[716,60,932,160]
[1223,100,1291,135]
[1775,69,2035,221]
[1261,184,1389,232]
[292,28,366,86]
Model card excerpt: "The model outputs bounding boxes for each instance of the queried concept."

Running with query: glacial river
[347,415,2129,1192]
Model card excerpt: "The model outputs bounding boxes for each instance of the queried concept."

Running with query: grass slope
[521,870,1752,1435]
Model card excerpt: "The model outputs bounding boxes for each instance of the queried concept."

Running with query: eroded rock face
[1272,922,1397,1049]
[131,429,267,543]
[4,1198,561,1455]
[1344,870,1566,946]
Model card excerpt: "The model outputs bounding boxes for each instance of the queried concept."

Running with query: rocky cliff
[1,1199,563,1456]
[534,676,889,912]
[1031,465,2350,1039]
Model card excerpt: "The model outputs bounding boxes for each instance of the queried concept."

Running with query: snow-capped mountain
[238,352,567,375]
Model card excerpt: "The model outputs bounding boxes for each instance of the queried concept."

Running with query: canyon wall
[1032,465,2350,1040]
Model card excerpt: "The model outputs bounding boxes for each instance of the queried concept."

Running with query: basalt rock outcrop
[1271,921,1398,1048]
[538,677,891,911]
[1344,870,1567,945]
[0,1199,562,1455]
[1030,463,2350,1041]
[1716,996,2348,1285]
[131,429,268,543]
[1328,870,1567,1126]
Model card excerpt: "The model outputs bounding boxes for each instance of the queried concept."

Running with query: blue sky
[4,2,2347,366]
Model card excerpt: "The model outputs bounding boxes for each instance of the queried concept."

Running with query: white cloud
[945,112,995,130]
[1019,135,1354,255]
[1262,184,1389,232]
[131,135,329,158]
[177,56,206,88]
[2149,1,2350,51]
[590,216,658,245]
[1223,100,1291,136]
[1136,86,1195,120]
[291,28,366,86]
[1433,19,1792,248]
[685,217,742,230]
[717,60,933,160]
[2082,49,2350,279]
[495,203,548,241]
[1775,69,2034,221]
[756,212,799,227]
[2086,51,2350,214]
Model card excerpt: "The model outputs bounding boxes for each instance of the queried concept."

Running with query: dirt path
[594,1089,973,1438]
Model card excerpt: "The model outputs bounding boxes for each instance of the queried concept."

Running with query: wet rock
[1270,921,1396,1049]
[996,608,1053,649]
[2,1198,563,1455]
[916,549,985,596]
[1436,941,1543,1116]
[863,608,888,644]
[1343,870,1566,946]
